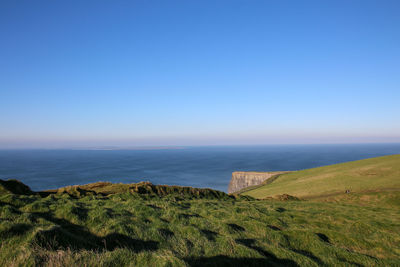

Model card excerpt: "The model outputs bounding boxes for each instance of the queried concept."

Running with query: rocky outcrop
[228,171,288,194]
[40,181,234,200]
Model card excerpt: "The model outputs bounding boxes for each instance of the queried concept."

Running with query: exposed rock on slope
[228,171,288,194]
[0,179,243,200]
[43,181,232,200]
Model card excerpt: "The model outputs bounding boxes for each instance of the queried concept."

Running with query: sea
[0,143,399,193]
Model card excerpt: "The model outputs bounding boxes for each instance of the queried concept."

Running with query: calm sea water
[0,144,399,192]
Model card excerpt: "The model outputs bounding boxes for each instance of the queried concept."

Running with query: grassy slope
[1,190,399,266]
[1,154,400,267]
[242,154,400,200]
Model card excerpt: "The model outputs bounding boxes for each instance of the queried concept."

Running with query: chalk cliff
[228,171,287,194]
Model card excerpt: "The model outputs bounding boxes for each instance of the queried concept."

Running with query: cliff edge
[228,171,288,194]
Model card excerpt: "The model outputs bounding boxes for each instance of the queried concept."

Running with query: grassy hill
[0,156,399,266]
[242,155,400,203]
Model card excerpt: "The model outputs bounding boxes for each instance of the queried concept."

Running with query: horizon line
[1,142,400,150]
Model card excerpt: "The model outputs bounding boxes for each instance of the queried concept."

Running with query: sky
[1,0,399,148]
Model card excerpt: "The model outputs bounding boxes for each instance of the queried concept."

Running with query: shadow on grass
[200,229,218,241]
[275,207,286,213]
[71,205,89,221]
[179,213,201,219]
[146,204,162,210]
[281,234,325,264]
[316,233,330,243]
[178,202,191,210]
[267,225,281,231]
[290,249,324,265]
[0,223,33,239]
[0,202,22,216]
[227,223,245,232]
[158,228,174,238]
[184,255,299,267]
[235,238,298,266]
[31,212,158,252]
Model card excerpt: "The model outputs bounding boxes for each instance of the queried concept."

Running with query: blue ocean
[0,144,399,192]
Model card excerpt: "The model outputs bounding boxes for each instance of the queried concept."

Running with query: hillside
[242,155,400,202]
[1,156,400,266]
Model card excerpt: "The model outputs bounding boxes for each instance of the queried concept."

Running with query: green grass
[0,182,399,266]
[243,154,400,201]
[1,155,399,266]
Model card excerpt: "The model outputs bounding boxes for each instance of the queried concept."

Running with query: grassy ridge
[40,181,235,200]
[242,154,400,200]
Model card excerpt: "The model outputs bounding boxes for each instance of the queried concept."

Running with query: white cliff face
[228,171,287,194]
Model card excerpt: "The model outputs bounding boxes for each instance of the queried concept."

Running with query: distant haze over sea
[0,144,399,193]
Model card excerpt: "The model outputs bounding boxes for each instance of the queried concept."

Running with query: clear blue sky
[1,0,399,148]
